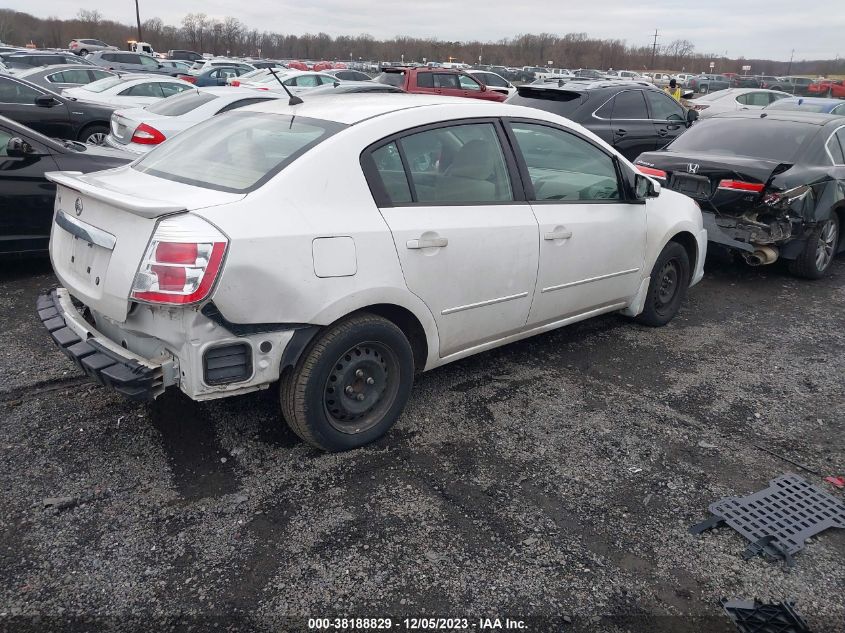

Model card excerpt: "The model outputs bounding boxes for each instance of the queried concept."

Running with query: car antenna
[268,67,303,105]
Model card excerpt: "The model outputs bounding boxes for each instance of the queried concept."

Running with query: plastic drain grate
[690,473,845,566]
[721,599,811,633]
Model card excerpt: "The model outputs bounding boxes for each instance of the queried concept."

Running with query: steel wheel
[815,218,838,272]
[86,131,107,145]
[323,341,400,435]
[654,258,680,316]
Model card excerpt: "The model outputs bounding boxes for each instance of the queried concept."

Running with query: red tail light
[636,165,668,180]
[717,179,764,192]
[179,74,196,84]
[131,215,228,305]
[230,79,240,86]
[130,123,166,145]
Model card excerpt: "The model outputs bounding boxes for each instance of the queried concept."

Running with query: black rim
[654,258,680,315]
[323,341,401,435]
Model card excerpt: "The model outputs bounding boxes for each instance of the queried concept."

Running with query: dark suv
[506,80,698,161]
[0,52,90,72]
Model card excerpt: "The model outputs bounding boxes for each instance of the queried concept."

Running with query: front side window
[50,69,91,84]
[459,75,481,91]
[120,82,163,97]
[84,76,126,93]
[736,92,770,107]
[0,79,41,104]
[134,112,344,193]
[645,91,684,120]
[0,127,12,155]
[479,73,508,88]
[139,55,159,68]
[294,75,319,87]
[368,122,513,205]
[161,83,190,97]
[510,122,620,201]
[609,90,649,119]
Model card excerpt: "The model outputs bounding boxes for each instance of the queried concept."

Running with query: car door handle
[406,237,448,249]
[544,230,572,240]
[614,129,627,136]
[657,128,668,136]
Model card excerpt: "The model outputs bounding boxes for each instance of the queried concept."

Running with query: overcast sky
[10,0,844,61]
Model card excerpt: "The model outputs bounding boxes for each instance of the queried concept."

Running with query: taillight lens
[179,74,196,84]
[131,215,228,305]
[230,80,240,86]
[130,122,166,145]
[717,179,764,192]
[636,165,667,180]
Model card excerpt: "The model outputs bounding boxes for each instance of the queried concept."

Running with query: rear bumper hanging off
[37,289,166,400]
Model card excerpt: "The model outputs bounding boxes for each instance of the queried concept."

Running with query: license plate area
[669,173,711,199]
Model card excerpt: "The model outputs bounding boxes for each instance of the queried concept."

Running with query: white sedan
[689,88,792,117]
[236,69,341,93]
[106,86,284,154]
[466,70,516,97]
[41,95,706,451]
[62,75,194,108]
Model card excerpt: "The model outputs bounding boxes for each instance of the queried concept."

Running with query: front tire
[280,313,415,451]
[789,215,839,279]
[699,84,709,95]
[634,241,691,327]
[79,124,108,146]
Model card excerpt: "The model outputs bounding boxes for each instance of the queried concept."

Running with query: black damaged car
[0,115,133,257]
[634,111,845,278]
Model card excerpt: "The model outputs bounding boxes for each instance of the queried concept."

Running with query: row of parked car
[1,50,843,450]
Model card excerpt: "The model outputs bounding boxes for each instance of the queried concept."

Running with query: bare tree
[76,9,102,26]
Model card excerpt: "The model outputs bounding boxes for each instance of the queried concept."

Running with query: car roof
[17,64,100,77]
[711,110,841,125]
[239,93,559,125]
[522,79,654,92]
[775,96,843,105]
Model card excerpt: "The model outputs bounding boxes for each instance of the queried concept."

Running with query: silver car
[69,38,117,56]
[15,64,115,91]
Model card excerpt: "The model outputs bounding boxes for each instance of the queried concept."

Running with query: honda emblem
[687,163,700,174]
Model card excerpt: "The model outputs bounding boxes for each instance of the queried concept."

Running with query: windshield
[144,89,218,116]
[82,75,127,93]
[133,112,346,193]
[375,72,405,87]
[666,118,817,161]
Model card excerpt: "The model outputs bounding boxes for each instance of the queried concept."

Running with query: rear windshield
[376,71,405,87]
[133,112,346,193]
[82,75,126,93]
[145,89,218,115]
[507,87,585,117]
[666,118,817,161]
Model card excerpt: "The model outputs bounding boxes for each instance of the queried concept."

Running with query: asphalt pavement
[1,253,843,632]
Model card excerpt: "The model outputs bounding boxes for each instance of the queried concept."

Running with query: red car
[808,79,845,98]
[374,66,507,102]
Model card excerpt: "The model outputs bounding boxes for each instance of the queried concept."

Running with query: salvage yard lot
[1,255,844,632]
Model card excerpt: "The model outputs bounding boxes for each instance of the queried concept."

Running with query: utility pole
[134,0,143,41]
[649,28,659,71]
[786,48,794,75]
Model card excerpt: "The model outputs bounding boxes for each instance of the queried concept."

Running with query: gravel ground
[0,254,843,633]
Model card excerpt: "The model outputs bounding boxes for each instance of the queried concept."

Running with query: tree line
[1,8,842,77]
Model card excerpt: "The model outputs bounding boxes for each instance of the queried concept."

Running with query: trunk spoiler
[46,171,187,219]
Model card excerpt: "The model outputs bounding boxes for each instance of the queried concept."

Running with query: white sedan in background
[62,75,194,108]
[689,88,792,117]
[236,69,341,93]
[42,94,705,452]
[106,86,284,154]
[466,70,516,97]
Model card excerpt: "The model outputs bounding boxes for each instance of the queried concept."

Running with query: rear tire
[634,241,691,327]
[280,313,415,452]
[79,49,88,56]
[789,215,839,279]
[79,124,108,146]
[699,84,709,95]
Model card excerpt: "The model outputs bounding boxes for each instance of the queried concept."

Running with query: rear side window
[48,69,91,84]
[611,90,649,119]
[434,74,460,89]
[146,89,217,115]
[416,72,434,88]
[134,112,345,193]
[366,122,513,205]
[645,91,684,120]
[119,82,163,97]
[375,71,405,87]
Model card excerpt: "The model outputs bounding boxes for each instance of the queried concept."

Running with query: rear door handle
[657,128,668,136]
[407,237,448,249]
[544,230,572,240]
[614,129,627,136]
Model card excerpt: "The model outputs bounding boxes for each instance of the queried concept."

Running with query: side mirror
[686,108,699,125]
[635,173,661,199]
[35,94,59,108]
[7,137,34,157]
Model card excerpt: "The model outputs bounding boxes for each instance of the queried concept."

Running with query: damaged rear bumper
[37,289,170,400]
[702,211,809,261]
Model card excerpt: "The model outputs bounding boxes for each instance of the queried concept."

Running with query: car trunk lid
[45,168,242,323]
[636,152,793,214]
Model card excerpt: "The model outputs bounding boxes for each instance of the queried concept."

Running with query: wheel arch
[668,230,699,281]
[77,121,110,142]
